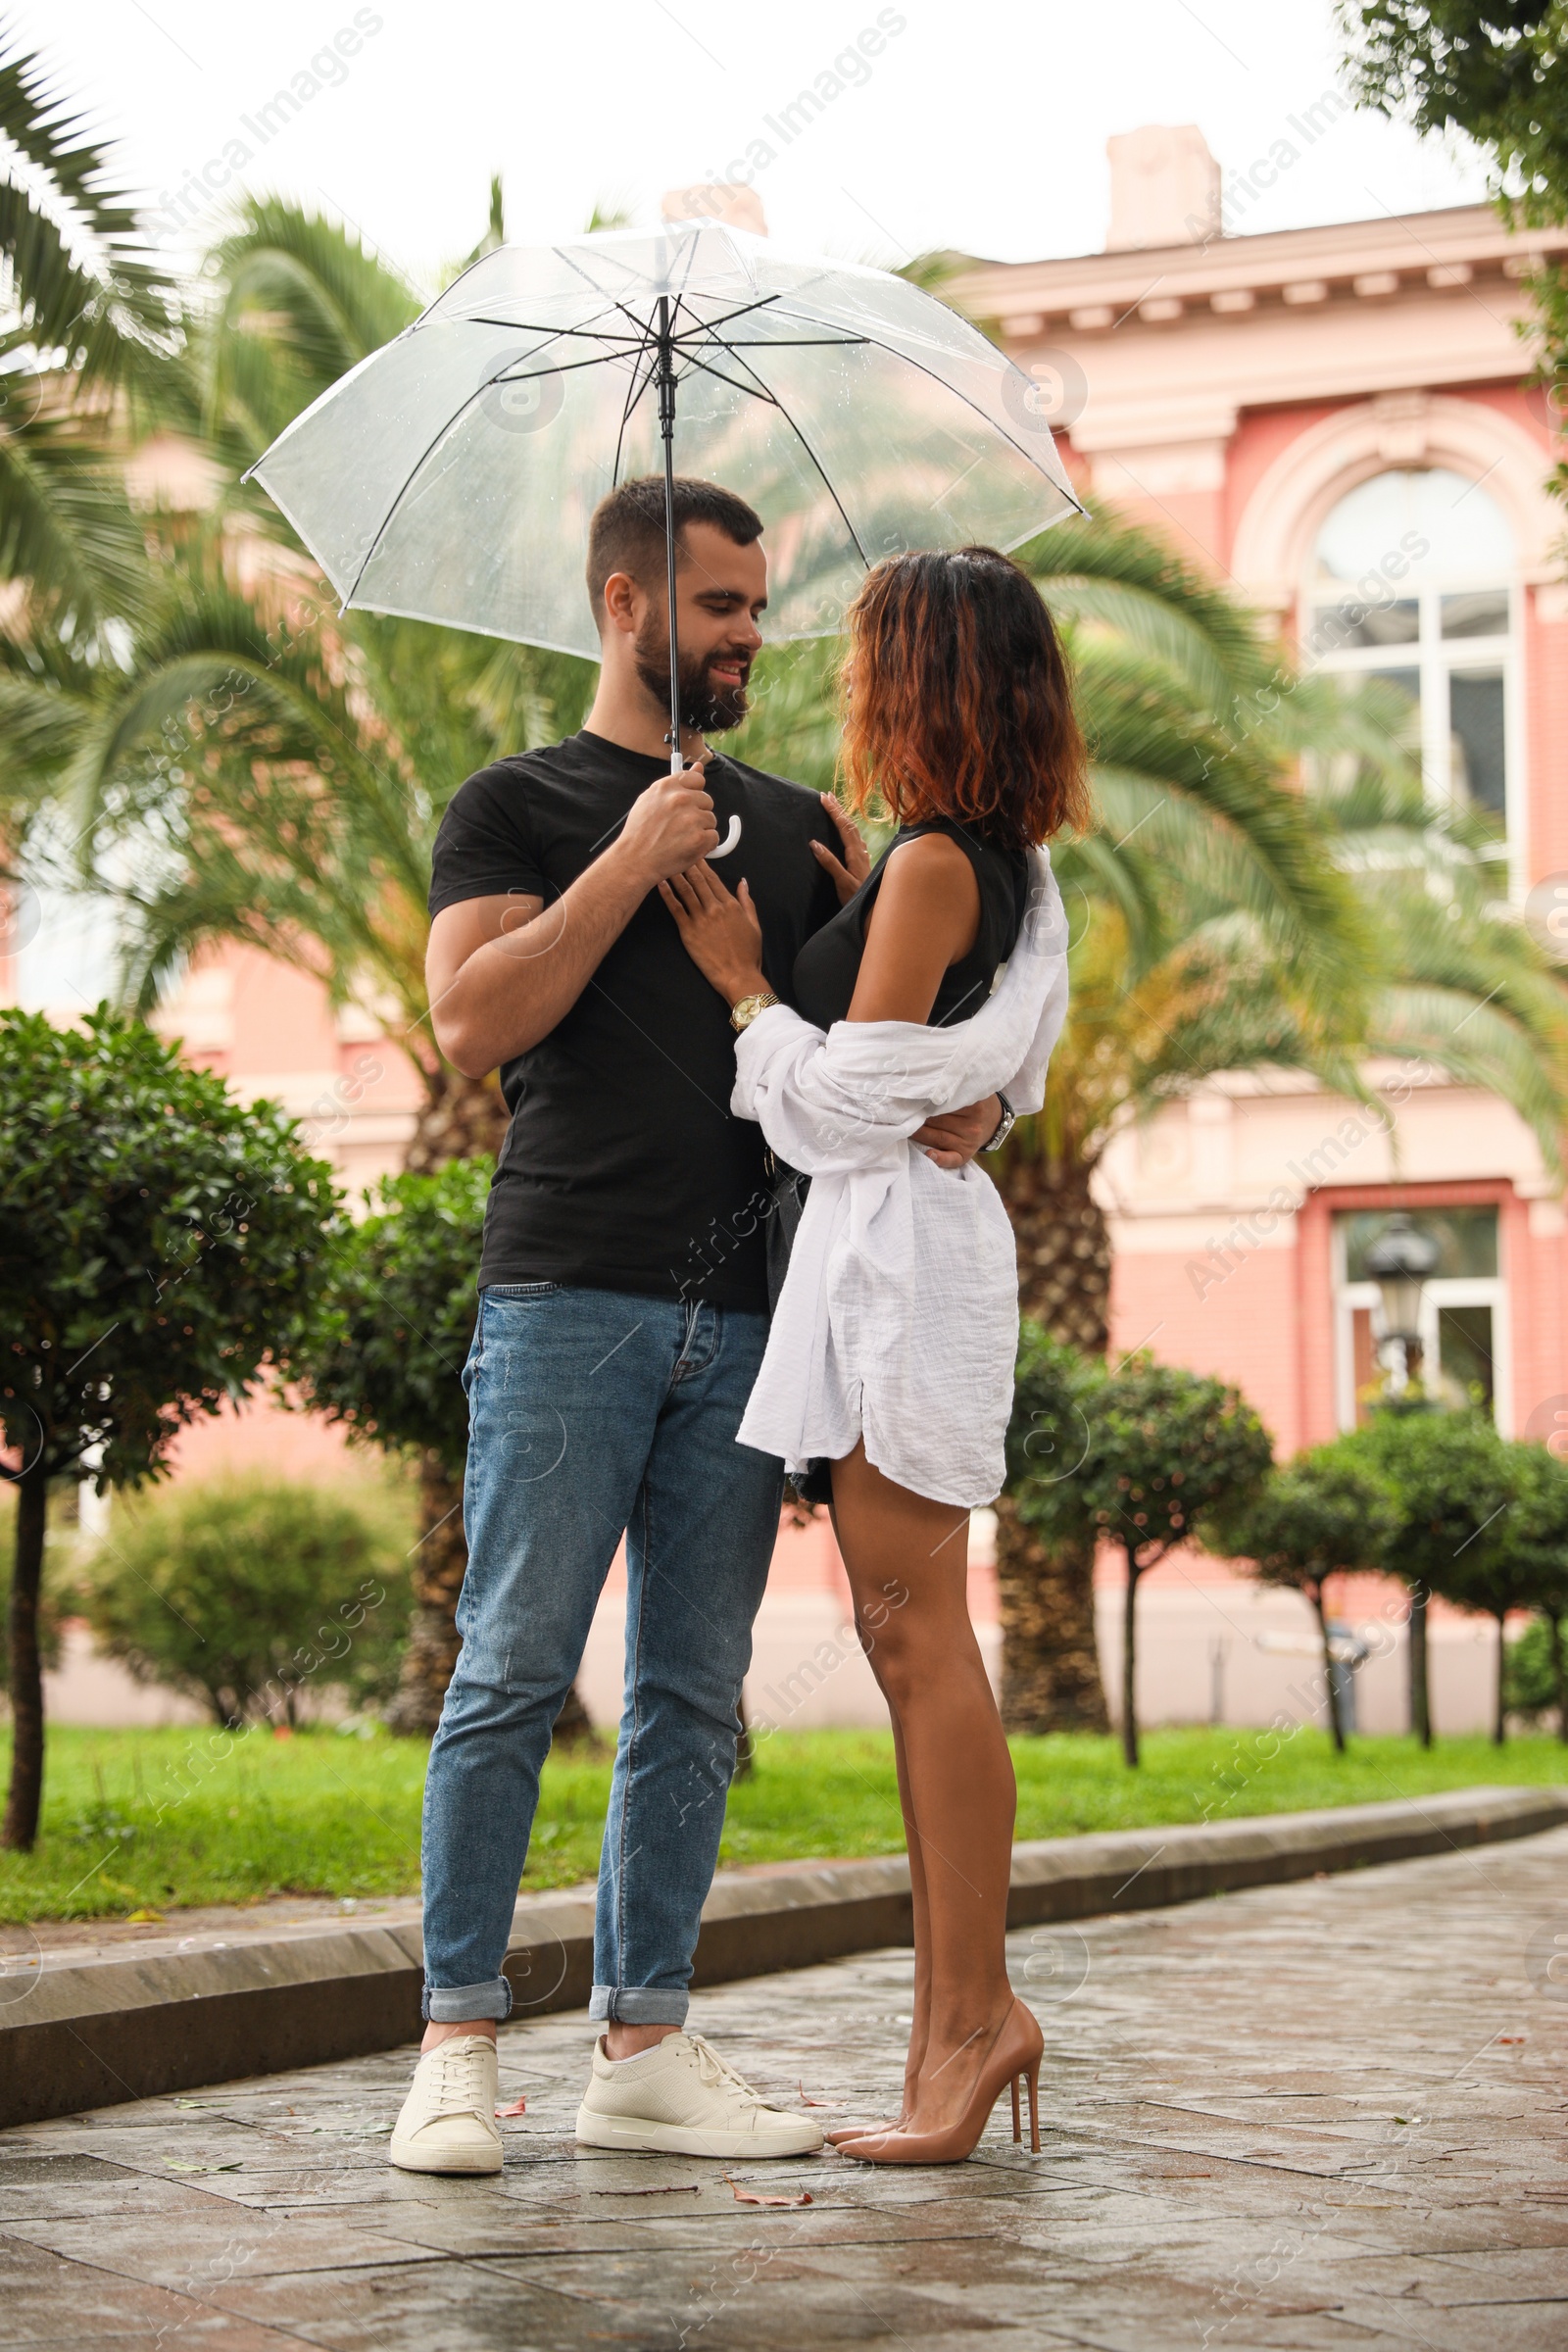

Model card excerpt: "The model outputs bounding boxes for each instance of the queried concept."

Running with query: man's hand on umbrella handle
[618,752,719,885]
[811,793,871,906]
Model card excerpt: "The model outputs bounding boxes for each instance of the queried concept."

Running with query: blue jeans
[420,1284,783,2026]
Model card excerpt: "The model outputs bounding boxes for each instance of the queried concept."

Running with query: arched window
[1304,467,1515,851]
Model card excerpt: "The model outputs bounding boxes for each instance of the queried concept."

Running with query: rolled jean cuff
[424,1976,512,2024]
[589,1984,689,2026]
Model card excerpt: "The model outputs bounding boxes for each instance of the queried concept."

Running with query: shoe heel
[1010,2075,1021,2144]
[1025,2059,1041,2154]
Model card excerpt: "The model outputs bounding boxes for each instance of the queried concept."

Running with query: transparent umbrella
[249,220,1082,770]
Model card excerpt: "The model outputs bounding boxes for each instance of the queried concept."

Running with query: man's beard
[634,613,751,734]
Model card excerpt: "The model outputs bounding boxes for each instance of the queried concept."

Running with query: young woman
[660,544,1087,2165]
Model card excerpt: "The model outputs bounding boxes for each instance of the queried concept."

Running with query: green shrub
[78,1475,415,1726]
[1505,1616,1567,1728]
[0,1004,340,1845]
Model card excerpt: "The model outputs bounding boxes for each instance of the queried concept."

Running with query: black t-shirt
[428,730,842,1310]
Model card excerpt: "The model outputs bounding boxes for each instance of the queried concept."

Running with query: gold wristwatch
[730,991,780,1033]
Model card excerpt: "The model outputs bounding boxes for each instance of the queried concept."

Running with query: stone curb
[2,1785,1562,2128]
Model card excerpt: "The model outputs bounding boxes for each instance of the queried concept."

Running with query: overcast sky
[34,0,1491,290]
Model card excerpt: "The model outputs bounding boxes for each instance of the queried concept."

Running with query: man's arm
[427,763,720,1078]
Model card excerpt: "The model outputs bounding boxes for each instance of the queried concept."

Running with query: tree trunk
[402,1062,509,1176]
[1407,1586,1432,1747]
[999,1147,1113,1350]
[1121,1556,1140,1769]
[385,1453,469,1737]
[994,1144,1113,1734]
[2,1465,49,1851]
[1493,1611,1508,1748]
[1312,1587,1347,1753]
[1549,1612,1568,1745]
[994,1496,1108,1734]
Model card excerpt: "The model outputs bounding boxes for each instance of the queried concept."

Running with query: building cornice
[951,203,1568,339]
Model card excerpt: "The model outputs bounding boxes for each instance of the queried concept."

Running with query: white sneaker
[574,2032,824,2159]
[389,2034,504,2175]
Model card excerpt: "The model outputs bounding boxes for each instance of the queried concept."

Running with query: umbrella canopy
[249,221,1082,672]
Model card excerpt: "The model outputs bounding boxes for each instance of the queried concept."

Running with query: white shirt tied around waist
[731,847,1070,1508]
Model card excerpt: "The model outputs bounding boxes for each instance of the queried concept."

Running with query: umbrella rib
[612,321,662,488]
[489,348,643,384]
[666,290,783,341]
[676,349,778,404]
[668,292,867,348]
[719,343,871,570]
[463,317,648,348]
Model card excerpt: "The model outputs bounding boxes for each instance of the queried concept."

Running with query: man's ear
[600,568,642,639]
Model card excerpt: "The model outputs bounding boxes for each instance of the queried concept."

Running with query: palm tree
[0,24,186,864]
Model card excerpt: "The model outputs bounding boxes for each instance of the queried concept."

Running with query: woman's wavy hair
[837,546,1090,849]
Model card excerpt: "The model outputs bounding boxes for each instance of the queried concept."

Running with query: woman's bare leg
[835,1497,931,2121]
[889,1701,932,2111]
[831,1442,1017,2134]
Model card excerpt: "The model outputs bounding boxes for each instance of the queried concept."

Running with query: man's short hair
[586,475,763,622]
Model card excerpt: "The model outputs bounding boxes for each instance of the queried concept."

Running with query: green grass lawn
[2,1721,1564,1924]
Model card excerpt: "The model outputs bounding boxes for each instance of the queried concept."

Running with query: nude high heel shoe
[835,1998,1043,2167]
[824,2112,906,2147]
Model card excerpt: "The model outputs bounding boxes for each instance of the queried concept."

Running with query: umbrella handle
[658,298,683,775]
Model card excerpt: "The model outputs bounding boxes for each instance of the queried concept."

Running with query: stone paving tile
[1,2206,442,2285]
[0,2232,312,2346]
[7,1825,1568,2348]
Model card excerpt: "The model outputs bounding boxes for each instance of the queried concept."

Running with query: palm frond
[0,24,183,385]
[0,391,147,622]
[197,197,421,460]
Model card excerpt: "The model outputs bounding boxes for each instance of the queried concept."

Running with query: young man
[390,478,999,2173]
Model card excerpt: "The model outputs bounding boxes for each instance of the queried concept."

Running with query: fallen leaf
[797,2082,830,2108]
[495,2098,527,2118]
[724,2177,812,2208]
[126,1909,166,1925]
[1497,2035,1526,2046]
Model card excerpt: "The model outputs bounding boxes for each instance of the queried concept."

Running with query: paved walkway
[4,1826,1568,2350]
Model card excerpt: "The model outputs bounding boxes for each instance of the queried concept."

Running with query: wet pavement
[4,1824,1568,2349]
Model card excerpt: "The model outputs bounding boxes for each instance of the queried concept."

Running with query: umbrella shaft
[657,301,683,774]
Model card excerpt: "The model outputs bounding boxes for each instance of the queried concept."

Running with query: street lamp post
[1364,1212,1441,1394]
[1364,1209,1442,1748]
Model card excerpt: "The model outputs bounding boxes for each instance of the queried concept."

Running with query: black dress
[793,816,1029,1029]
[784,816,1028,1504]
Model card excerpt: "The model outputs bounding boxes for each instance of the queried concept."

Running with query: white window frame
[1304,490,1525,895]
